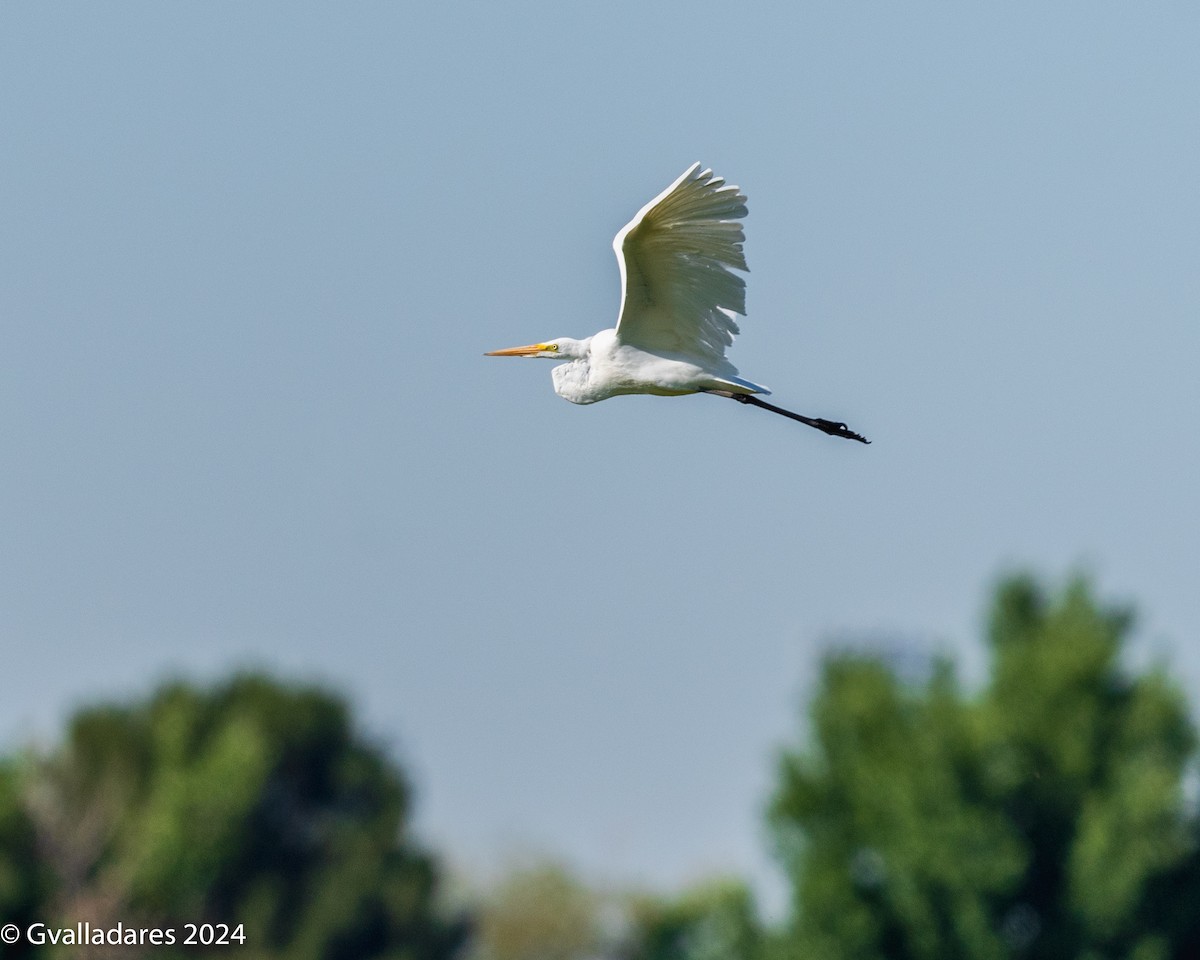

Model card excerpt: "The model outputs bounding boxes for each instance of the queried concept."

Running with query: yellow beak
[484,343,550,357]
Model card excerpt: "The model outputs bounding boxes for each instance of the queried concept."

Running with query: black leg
[702,390,870,444]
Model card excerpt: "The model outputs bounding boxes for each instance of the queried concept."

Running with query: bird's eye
[542,343,558,352]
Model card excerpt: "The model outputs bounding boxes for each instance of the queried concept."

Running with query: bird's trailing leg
[702,390,870,444]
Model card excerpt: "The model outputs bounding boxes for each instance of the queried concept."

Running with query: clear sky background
[3,2,1198,909]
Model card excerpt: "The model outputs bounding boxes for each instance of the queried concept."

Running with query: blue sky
[3,2,1198,907]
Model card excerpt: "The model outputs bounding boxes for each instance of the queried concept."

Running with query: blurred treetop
[1,674,466,960]
[3,573,1197,960]
[769,575,1200,960]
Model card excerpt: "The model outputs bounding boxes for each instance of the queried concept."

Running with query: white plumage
[486,163,869,443]
[614,162,749,368]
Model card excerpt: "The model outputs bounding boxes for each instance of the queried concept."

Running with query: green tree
[0,759,50,959]
[464,862,763,960]
[623,877,763,960]
[769,575,1200,960]
[13,673,467,960]
[468,862,602,960]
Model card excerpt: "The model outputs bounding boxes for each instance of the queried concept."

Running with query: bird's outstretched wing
[613,163,748,365]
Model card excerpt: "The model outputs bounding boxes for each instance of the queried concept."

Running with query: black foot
[712,390,871,444]
[811,418,871,444]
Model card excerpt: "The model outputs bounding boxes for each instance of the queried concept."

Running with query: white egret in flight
[487,163,869,443]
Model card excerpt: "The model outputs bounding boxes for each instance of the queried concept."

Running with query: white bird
[486,163,869,443]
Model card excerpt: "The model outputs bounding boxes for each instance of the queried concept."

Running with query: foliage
[468,862,601,960]
[623,877,763,960]
[465,863,763,960]
[5,574,1198,960]
[7,673,466,960]
[769,574,1200,960]
[0,759,49,959]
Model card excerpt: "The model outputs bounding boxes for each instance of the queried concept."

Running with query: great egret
[486,163,869,444]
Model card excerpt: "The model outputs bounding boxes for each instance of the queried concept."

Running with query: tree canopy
[465,862,762,960]
[3,574,1197,960]
[769,575,1200,960]
[2,674,466,960]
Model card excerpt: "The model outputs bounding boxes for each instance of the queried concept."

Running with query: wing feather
[613,163,749,364]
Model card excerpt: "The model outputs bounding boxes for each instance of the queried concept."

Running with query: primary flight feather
[486,163,869,443]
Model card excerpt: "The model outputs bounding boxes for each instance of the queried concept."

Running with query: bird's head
[484,337,587,359]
